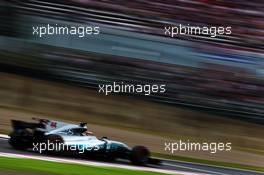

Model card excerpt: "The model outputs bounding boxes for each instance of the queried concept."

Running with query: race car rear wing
[11,120,45,130]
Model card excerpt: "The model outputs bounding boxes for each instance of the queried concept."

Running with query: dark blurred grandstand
[0,0,263,123]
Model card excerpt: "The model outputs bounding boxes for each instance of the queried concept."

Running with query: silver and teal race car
[9,118,159,165]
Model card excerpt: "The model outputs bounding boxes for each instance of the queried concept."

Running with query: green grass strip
[0,157,173,175]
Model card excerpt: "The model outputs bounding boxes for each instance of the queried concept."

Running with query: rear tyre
[130,146,150,165]
[9,130,32,150]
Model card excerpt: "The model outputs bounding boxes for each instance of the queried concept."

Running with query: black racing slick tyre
[9,130,32,150]
[45,135,64,154]
[130,146,150,165]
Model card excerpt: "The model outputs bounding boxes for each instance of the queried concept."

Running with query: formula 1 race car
[9,118,159,165]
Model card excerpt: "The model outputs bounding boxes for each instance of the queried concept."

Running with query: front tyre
[130,146,150,165]
[44,135,64,154]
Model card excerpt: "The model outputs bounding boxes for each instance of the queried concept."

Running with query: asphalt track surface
[0,135,263,175]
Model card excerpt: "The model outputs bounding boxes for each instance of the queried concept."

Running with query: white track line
[163,162,229,175]
[0,134,10,139]
[159,158,264,175]
[0,152,207,175]
[0,134,9,140]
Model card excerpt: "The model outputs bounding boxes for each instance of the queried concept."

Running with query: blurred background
[0,0,263,167]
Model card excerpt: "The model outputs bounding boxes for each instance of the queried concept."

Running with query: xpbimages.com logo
[98,82,166,95]
[32,141,100,154]
[164,140,232,154]
[164,24,232,38]
[32,24,100,38]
